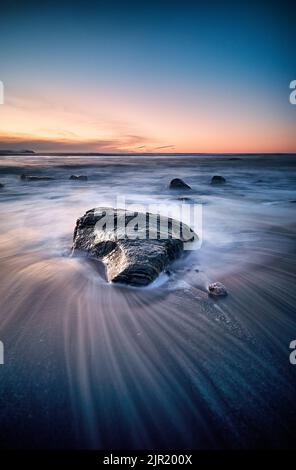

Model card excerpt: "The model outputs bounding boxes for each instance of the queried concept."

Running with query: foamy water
[0,154,295,448]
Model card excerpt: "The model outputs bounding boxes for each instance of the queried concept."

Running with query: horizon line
[1,151,296,157]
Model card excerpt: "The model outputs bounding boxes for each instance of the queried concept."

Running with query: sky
[0,0,295,153]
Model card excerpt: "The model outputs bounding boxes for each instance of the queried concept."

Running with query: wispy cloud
[154,145,176,151]
[0,132,173,153]
[0,94,175,153]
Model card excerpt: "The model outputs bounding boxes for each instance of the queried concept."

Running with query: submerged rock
[177,196,191,201]
[72,207,198,286]
[0,182,4,188]
[208,282,228,297]
[69,175,88,181]
[169,178,191,190]
[20,174,54,181]
[211,175,226,185]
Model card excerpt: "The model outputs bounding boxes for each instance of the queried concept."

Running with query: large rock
[169,178,191,190]
[72,207,198,286]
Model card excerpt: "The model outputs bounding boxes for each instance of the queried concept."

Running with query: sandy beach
[0,153,295,449]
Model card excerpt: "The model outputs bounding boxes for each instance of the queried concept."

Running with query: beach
[0,153,296,449]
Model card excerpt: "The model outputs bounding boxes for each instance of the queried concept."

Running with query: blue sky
[0,0,295,152]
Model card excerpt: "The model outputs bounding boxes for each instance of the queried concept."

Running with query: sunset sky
[0,0,295,153]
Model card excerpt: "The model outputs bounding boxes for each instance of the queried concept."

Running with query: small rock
[20,174,54,181]
[208,282,228,297]
[69,175,88,181]
[211,175,226,185]
[177,196,191,201]
[169,178,191,190]
[0,182,4,188]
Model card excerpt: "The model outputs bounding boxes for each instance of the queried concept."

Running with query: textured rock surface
[169,178,191,190]
[72,207,197,286]
[69,175,88,181]
[211,175,226,185]
[208,282,228,297]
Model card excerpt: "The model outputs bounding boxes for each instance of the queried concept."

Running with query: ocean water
[0,153,296,448]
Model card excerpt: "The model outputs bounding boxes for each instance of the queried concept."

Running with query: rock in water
[20,174,54,181]
[72,207,198,286]
[0,182,4,188]
[211,175,226,185]
[169,178,191,190]
[177,196,191,201]
[208,282,228,297]
[69,175,88,181]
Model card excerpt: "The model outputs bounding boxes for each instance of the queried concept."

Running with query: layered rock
[72,207,198,286]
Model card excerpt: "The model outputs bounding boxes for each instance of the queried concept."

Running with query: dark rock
[169,178,191,190]
[0,182,4,188]
[20,174,54,181]
[69,175,88,181]
[72,207,198,287]
[208,282,228,297]
[177,196,191,201]
[211,175,226,185]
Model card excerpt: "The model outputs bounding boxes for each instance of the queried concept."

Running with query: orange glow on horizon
[1,89,295,154]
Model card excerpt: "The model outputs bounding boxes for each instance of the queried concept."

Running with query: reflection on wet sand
[0,154,296,449]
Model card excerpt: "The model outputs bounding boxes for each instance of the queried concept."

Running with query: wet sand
[0,154,296,449]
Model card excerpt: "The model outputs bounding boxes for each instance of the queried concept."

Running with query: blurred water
[0,154,296,448]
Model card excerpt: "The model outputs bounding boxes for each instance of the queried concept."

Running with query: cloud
[154,144,176,150]
[0,132,169,153]
[0,133,121,153]
[1,93,177,153]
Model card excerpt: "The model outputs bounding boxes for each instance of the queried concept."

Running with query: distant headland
[0,149,35,155]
